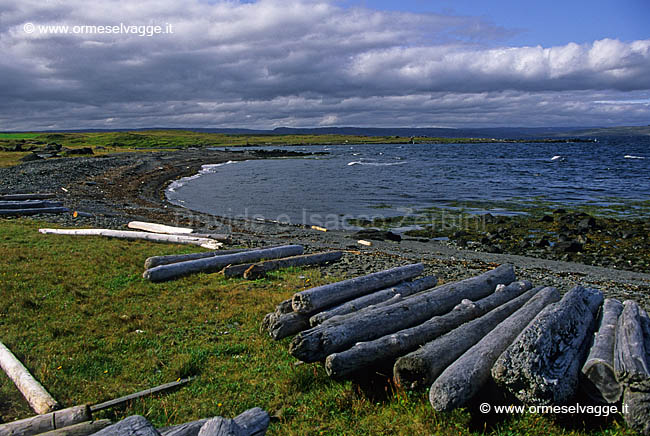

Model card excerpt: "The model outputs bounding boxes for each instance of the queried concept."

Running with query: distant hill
[557,125,650,137]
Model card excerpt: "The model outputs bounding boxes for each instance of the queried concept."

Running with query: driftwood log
[290,264,515,363]
[0,200,63,209]
[90,378,193,413]
[581,298,624,403]
[310,276,438,327]
[144,245,304,282]
[492,286,603,405]
[614,300,650,391]
[145,249,252,269]
[0,193,56,201]
[0,405,90,436]
[393,284,542,389]
[38,419,112,435]
[623,387,650,436]
[127,221,194,234]
[429,286,561,411]
[291,264,424,314]
[0,207,70,216]
[38,229,221,249]
[159,407,269,436]
[325,280,532,379]
[223,251,343,280]
[91,415,160,436]
[0,340,59,414]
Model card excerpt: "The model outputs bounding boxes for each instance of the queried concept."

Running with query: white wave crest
[347,161,407,167]
[167,160,237,192]
[624,155,645,159]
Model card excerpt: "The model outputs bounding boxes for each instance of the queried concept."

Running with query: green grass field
[0,219,637,435]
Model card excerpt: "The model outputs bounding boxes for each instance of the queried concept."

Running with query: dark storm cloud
[1,0,649,129]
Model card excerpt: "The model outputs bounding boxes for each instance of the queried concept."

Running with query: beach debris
[0,405,90,436]
[127,221,195,235]
[223,251,343,280]
[37,419,111,435]
[0,198,68,216]
[0,340,59,414]
[0,193,57,201]
[89,377,194,413]
[310,225,327,232]
[145,248,253,269]
[357,240,372,246]
[38,228,222,249]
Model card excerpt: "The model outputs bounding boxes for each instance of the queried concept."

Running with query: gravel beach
[1,149,648,308]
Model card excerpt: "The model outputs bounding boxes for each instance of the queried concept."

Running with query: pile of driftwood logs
[0,193,68,216]
[264,263,650,434]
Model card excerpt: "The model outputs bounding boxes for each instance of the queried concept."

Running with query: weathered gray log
[145,249,256,269]
[39,420,112,436]
[267,312,311,340]
[90,415,160,436]
[623,387,650,436]
[581,298,624,403]
[39,229,221,249]
[0,200,63,209]
[197,418,242,436]
[128,221,194,234]
[393,284,542,389]
[310,276,438,327]
[0,340,59,414]
[0,207,70,216]
[143,245,304,282]
[223,252,342,280]
[0,405,90,436]
[291,263,424,314]
[325,280,532,378]
[429,287,561,411]
[492,285,603,405]
[159,407,269,436]
[614,300,650,391]
[290,264,515,363]
[90,377,193,413]
[0,193,57,201]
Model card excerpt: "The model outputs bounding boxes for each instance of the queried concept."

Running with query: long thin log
[224,251,343,280]
[0,193,57,201]
[393,284,543,390]
[289,264,516,363]
[622,387,650,436]
[310,276,438,327]
[291,264,425,314]
[0,200,63,209]
[0,340,59,414]
[89,377,193,413]
[581,298,624,404]
[128,221,194,234]
[38,420,112,436]
[429,287,561,411]
[38,229,221,249]
[491,286,603,405]
[0,405,90,436]
[1,207,70,216]
[614,300,650,391]
[90,415,160,436]
[159,407,269,436]
[144,245,304,282]
[326,280,533,379]
[145,249,253,269]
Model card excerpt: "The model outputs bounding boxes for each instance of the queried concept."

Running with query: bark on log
[0,405,90,436]
[197,418,242,436]
[128,221,194,234]
[325,280,533,378]
[623,387,650,436]
[0,340,59,414]
[491,285,603,405]
[145,249,251,269]
[291,264,424,314]
[310,276,438,327]
[243,251,342,280]
[614,300,650,391]
[144,245,304,282]
[0,200,63,209]
[290,264,516,363]
[0,208,69,216]
[267,312,310,340]
[393,284,543,390]
[0,193,56,201]
[90,415,160,436]
[581,298,624,404]
[159,408,268,436]
[429,287,561,411]
[39,420,111,436]
[38,229,221,249]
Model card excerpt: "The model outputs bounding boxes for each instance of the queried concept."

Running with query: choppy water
[166,136,650,228]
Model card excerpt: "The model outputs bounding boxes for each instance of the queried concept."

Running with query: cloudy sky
[1,0,649,130]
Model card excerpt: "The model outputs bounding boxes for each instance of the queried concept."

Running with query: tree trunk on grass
[0,340,59,414]
[310,276,438,327]
[491,286,603,405]
[127,221,194,234]
[90,415,160,436]
[39,419,112,436]
[39,229,221,249]
[223,252,342,280]
[291,264,424,314]
[159,408,268,436]
[143,245,304,282]
[429,287,561,411]
[581,298,624,404]
[623,388,650,436]
[394,284,542,390]
[325,280,532,379]
[614,300,650,391]
[289,264,515,363]
[0,405,90,436]
[145,249,251,269]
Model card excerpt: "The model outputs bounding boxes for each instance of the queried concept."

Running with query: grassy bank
[0,218,637,435]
